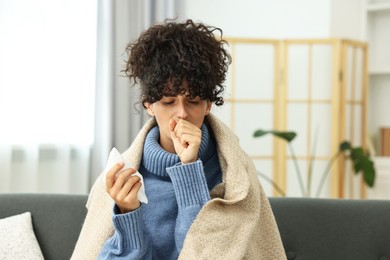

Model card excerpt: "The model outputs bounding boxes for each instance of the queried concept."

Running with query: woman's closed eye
[187,97,202,104]
[161,98,175,105]
[162,100,175,105]
[160,96,202,106]
[188,99,200,104]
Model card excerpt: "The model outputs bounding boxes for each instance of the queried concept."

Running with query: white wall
[178,0,366,39]
[178,0,333,38]
[330,0,365,40]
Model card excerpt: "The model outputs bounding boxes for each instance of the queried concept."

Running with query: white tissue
[102,147,148,204]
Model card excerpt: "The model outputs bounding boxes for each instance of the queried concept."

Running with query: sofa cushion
[0,212,44,260]
[0,194,88,260]
[269,197,390,260]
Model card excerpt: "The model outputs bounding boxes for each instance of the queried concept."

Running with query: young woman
[72,19,286,260]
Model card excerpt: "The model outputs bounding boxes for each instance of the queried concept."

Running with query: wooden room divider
[215,38,368,198]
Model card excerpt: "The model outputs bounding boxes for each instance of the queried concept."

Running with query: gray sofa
[1,194,390,260]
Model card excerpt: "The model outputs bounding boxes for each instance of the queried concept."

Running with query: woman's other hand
[106,162,141,214]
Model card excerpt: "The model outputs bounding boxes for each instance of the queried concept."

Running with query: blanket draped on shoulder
[71,114,286,260]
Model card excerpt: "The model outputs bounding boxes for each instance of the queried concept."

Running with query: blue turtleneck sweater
[98,124,222,259]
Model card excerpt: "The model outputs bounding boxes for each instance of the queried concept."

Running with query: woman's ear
[145,103,154,116]
[205,101,212,115]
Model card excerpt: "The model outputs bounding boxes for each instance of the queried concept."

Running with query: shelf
[373,156,390,172]
[367,156,390,199]
[365,0,390,162]
[369,69,390,75]
[367,3,390,12]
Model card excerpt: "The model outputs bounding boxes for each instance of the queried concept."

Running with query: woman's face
[145,95,212,153]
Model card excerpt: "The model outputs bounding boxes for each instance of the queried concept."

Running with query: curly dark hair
[124,19,231,107]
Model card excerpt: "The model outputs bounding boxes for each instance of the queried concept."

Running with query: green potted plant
[253,129,376,197]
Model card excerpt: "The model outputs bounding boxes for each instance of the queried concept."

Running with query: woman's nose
[176,103,188,119]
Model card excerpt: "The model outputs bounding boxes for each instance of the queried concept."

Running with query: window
[0,0,97,193]
[0,0,97,145]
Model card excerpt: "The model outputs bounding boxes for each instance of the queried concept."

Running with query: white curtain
[89,0,178,185]
[0,144,90,193]
[0,0,96,194]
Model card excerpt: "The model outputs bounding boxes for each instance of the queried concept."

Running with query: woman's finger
[115,175,141,201]
[125,181,142,203]
[120,175,141,196]
[106,162,125,192]
[111,168,136,190]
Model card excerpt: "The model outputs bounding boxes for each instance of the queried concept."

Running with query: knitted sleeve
[97,206,152,259]
[166,160,210,251]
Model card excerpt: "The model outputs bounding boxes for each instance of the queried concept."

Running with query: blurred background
[0,0,389,199]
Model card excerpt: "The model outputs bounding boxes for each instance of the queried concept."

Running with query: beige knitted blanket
[71,114,286,260]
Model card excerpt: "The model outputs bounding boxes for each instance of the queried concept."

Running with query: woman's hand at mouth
[169,117,202,164]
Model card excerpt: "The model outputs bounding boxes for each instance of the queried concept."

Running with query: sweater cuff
[166,160,211,207]
[112,206,145,249]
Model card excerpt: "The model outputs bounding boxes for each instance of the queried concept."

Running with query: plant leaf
[253,130,269,138]
[339,141,351,151]
[363,160,375,187]
[253,130,297,143]
[349,147,376,187]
